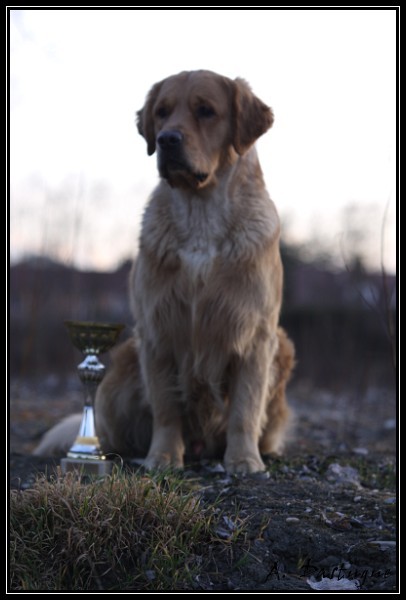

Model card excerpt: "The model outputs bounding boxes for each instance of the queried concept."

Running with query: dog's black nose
[157,130,183,149]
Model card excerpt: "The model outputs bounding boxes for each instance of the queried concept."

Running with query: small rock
[325,463,360,486]
[318,555,341,567]
[205,462,225,473]
[307,576,360,590]
[286,517,300,523]
[251,470,270,480]
[353,447,368,455]
[368,540,396,550]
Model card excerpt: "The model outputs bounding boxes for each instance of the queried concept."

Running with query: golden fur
[34,70,295,473]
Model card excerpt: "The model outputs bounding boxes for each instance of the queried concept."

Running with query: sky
[9,8,397,273]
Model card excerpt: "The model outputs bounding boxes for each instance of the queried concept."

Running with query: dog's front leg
[225,335,276,474]
[145,420,185,469]
[141,351,185,470]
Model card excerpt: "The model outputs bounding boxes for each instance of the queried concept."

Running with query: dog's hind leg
[259,327,295,456]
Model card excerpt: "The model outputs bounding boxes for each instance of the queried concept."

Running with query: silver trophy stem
[67,354,106,460]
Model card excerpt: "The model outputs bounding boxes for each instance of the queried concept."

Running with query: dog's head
[136,70,274,190]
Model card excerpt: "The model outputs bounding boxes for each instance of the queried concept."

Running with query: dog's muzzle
[157,130,208,187]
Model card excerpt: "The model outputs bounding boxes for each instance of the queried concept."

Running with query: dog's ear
[232,78,274,155]
[136,81,163,156]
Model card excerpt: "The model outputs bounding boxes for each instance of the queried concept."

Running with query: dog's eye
[156,106,169,119]
[196,105,216,119]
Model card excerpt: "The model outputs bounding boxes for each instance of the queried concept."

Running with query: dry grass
[9,467,228,591]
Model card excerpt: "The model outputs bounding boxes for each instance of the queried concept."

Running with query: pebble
[204,462,225,473]
[145,570,156,581]
[251,470,270,480]
[286,517,300,523]
[325,463,360,486]
[318,555,341,567]
[353,447,368,455]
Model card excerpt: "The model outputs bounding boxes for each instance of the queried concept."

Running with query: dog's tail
[32,413,82,456]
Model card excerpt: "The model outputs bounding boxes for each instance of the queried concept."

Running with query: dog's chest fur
[172,191,226,285]
[136,174,278,384]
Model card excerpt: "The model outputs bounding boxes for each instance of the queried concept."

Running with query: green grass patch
[9,467,225,591]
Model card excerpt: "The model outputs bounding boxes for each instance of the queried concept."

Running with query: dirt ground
[9,379,397,592]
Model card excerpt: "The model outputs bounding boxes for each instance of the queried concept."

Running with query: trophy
[60,320,124,476]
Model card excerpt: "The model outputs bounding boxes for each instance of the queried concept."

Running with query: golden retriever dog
[34,70,295,474]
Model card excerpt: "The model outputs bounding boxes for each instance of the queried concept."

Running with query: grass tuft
[9,467,226,591]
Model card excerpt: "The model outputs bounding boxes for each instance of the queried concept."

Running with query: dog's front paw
[224,453,266,475]
[144,451,184,471]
